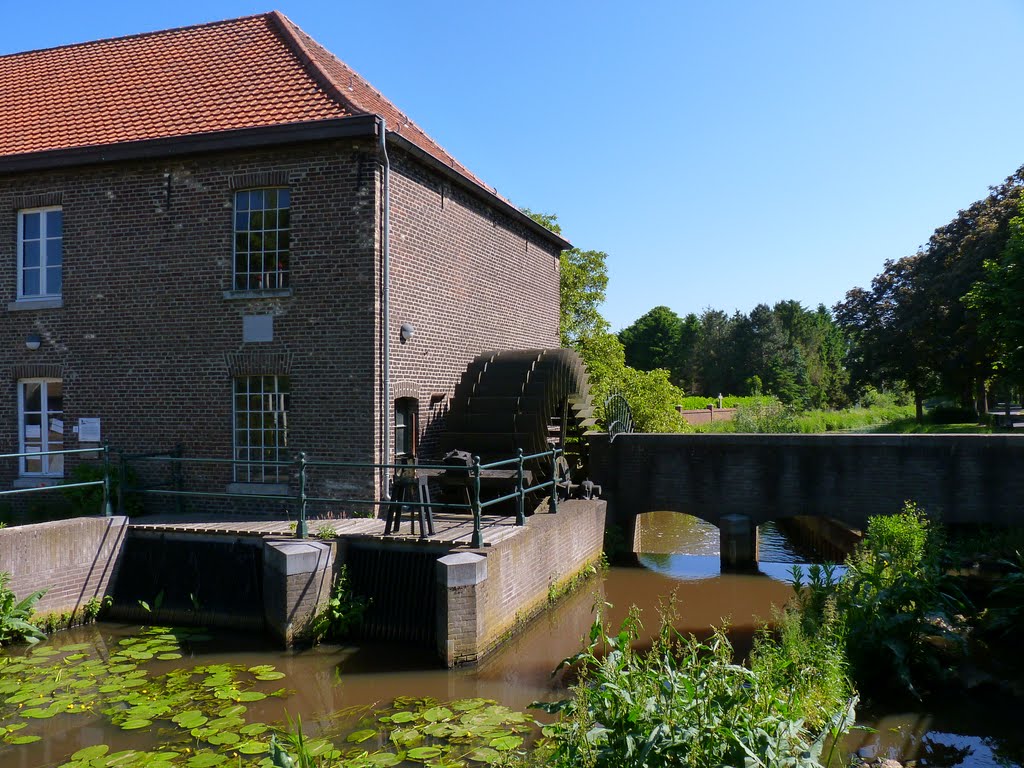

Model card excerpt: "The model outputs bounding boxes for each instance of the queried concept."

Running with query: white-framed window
[18,207,63,299]
[233,375,290,483]
[18,379,64,476]
[233,189,290,290]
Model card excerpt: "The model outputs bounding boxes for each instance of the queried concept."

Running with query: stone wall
[591,433,1024,530]
[436,499,606,667]
[0,516,126,617]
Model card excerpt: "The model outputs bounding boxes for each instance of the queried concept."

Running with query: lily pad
[347,728,378,743]
[466,747,502,764]
[120,718,153,730]
[407,746,443,761]
[236,740,269,755]
[71,744,111,760]
[185,753,228,767]
[7,734,42,745]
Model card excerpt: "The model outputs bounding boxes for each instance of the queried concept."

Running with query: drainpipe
[379,116,391,502]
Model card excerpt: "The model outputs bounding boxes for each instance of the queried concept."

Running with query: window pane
[47,381,63,410]
[47,237,62,265]
[264,189,277,208]
[235,212,249,232]
[24,456,42,474]
[46,210,62,236]
[46,267,62,295]
[22,270,40,296]
[279,209,290,229]
[23,240,40,268]
[48,454,64,476]
[23,383,42,411]
[249,190,263,209]
[278,189,290,208]
[235,191,249,212]
[22,212,40,239]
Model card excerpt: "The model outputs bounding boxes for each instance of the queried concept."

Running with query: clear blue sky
[5,1,1023,331]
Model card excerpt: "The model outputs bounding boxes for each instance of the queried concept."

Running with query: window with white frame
[233,376,289,483]
[18,207,63,299]
[233,189,290,290]
[394,398,418,459]
[18,379,64,476]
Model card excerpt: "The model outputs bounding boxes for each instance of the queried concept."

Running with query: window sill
[223,289,292,300]
[225,482,291,497]
[12,476,63,489]
[8,297,63,311]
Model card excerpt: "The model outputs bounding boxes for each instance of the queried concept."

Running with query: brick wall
[0,516,126,617]
[0,137,563,510]
[591,433,1024,530]
[387,147,561,457]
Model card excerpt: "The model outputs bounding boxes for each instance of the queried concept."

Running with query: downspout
[379,116,391,502]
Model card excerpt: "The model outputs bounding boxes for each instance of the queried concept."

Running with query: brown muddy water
[4,512,1021,768]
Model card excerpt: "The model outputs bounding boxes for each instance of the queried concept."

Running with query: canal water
[3,512,1021,768]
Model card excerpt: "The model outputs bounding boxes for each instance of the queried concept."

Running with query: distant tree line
[618,302,851,410]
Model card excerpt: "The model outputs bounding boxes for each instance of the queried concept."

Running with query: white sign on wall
[78,418,101,443]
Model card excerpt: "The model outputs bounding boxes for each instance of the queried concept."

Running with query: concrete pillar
[720,514,759,571]
[436,552,487,667]
[262,540,335,647]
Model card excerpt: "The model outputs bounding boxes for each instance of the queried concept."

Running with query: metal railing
[119,447,566,547]
[0,443,114,517]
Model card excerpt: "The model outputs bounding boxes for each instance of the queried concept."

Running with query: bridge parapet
[590,433,1024,550]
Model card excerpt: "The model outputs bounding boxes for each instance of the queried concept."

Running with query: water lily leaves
[406,745,443,761]
[238,722,267,736]
[422,706,454,722]
[390,710,418,723]
[7,734,42,745]
[71,744,110,761]
[488,735,523,751]
[217,704,247,718]
[103,750,142,766]
[206,731,240,746]
[235,739,269,755]
[348,728,378,743]
[361,753,403,767]
[390,727,423,748]
[185,752,228,767]
[157,653,183,661]
[119,718,153,730]
[253,671,284,681]
[466,747,502,764]
[451,698,489,712]
[233,691,266,702]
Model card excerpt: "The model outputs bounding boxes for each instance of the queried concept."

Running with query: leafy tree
[618,305,684,382]
[965,195,1024,399]
[522,209,610,347]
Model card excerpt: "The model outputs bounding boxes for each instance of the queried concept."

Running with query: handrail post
[471,455,483,548]
[549,448,558,514]
[173,443,185,515]
[296,452,308,539]
[101,441,113,517]
[515,448,525,526]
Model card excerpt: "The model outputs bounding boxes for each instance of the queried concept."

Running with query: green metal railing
[120,447,565,547]
[0,443,114,517]
[3,444,566,547]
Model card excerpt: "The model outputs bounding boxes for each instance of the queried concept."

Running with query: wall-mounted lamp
[25,333,41,351]
[400,323,415,343]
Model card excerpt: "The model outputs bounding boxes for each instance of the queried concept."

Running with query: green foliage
[60,462,143,517]
[314,523,338,539]
[0,572,46,646]
[618,305,685,383]
[796,503,970,698]
[533,606,855,768]
[730,397,799,433]
[308,566,367,644]
[978,550,1024,640]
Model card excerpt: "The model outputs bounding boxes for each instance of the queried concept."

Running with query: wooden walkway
[128,511,527,548]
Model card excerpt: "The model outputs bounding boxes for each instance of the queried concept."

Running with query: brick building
[0,12,567,508]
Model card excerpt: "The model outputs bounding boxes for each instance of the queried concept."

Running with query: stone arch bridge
[588,433,1024,568]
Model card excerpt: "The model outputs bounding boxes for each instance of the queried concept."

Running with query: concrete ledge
[263,539,335,647]
[437,552,486,587]
[264,540,332,576]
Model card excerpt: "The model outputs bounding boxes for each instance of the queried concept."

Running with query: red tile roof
[0,11,497,195]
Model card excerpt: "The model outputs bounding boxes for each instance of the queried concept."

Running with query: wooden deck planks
[127,511,525,547]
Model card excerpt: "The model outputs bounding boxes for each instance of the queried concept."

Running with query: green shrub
[61,462,143,516]
[533,607,855,768]
[795,503,970,698]
[0,571,46,646]
[308,565,367,644]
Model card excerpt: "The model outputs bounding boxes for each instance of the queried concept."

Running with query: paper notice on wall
[78,418,101,442]
[24,424,41,439]
[50,418,64,435]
